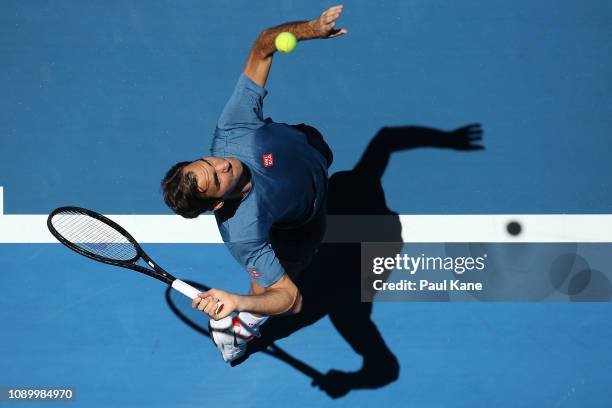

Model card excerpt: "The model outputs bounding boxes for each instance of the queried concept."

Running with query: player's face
[185,156,244,200]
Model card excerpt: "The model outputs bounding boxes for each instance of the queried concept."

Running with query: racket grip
[171,279,201,299]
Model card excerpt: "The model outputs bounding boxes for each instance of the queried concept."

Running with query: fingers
[457,123,482,133]
[203,298,218,315]
[329,28,348,38]
[467,126,483,136]
[323,12,341,24]
[192,290,209,309]
[324,5,344,15]
[316,5,348,39]
[197,297,207,311]
[192,294,217,312]
[191,291,224,318]
[453,124,483,140]
[321,5,344,25]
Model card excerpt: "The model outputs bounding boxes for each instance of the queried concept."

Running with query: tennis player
[161,5,346,362]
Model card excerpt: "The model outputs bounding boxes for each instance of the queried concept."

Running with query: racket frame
[47,206,194,293]
[48,206,212,302]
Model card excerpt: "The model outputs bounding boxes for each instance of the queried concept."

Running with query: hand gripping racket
[47,206,221,311]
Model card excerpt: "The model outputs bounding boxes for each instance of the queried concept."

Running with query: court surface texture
[1,1,611,407]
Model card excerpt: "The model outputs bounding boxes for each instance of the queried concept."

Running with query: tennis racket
[47,206,220,310]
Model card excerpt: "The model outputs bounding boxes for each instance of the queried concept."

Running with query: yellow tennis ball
[275,32,297,53]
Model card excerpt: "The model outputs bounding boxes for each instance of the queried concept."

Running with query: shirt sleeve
[216,74,268,134]
[225,239,285,288]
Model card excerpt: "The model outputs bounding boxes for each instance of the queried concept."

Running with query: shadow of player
[232,123,484,398]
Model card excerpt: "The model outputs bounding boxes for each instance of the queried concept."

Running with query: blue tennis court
[1,1,611,406]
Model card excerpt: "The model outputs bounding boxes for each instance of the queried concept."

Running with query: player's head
[161,157,245,218]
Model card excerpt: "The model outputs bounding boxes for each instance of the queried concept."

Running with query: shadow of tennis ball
[549,253,591,295]
[569,269,612,301]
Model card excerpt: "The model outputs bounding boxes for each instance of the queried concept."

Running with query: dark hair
[161,161,217,218]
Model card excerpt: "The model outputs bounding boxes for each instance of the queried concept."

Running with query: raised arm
[353,124,484,180]
[244,5,348,87]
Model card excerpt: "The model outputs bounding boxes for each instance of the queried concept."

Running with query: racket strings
[51,210,138,261]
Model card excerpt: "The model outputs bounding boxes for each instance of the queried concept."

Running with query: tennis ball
[275,32,297,53]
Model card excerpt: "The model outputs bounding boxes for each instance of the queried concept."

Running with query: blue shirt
[210,75,328,287]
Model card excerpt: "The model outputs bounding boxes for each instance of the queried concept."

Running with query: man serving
[161,5,346,363]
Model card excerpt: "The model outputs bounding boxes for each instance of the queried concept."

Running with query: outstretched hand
[313,5,348,39]
[448,123,484,150]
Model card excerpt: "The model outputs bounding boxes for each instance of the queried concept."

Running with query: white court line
[0,187,611,243]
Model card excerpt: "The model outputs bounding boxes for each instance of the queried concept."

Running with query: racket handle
[171,279,224,314]
[171,279,201,299]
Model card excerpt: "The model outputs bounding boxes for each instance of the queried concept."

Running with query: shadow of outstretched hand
[445,124,484,150]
